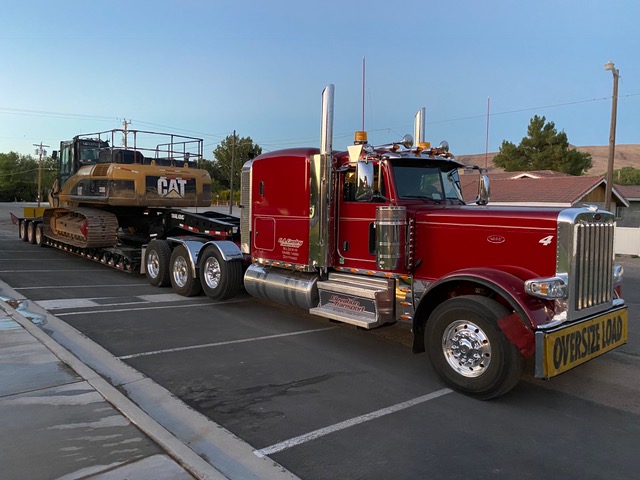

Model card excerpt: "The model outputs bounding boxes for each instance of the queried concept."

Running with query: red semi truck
[143,85,628,399]
[18,85,628,399]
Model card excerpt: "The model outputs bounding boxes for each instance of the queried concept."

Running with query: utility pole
[122,119,131,148]
[33,142,50,207]
[604,61,619,213]
[229,130,236,215]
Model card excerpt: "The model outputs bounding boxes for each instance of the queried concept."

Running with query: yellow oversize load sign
[537,307,628,378]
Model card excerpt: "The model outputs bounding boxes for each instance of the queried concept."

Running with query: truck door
[58,143,74,186]
[337,165,388,269]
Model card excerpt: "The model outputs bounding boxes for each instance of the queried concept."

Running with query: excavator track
[42,207,119,249]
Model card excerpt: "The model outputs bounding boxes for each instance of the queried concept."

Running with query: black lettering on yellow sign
[552,315,625,370]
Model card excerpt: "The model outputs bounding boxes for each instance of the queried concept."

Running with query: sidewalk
[0,300,217,480]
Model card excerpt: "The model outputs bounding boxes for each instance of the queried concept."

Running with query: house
[460,171,630,216]
[614,185,640,227]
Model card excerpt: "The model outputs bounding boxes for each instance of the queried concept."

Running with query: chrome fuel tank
[244,263,319,310]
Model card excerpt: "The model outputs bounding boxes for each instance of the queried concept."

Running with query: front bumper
[534,305,628,378]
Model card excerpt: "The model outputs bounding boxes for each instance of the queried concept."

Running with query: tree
[613,166,640,185]
[211,133,262,190]
[493,115,592,175]
[0,151,57,202]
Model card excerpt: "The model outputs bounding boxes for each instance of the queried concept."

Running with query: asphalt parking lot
[1,202,639,479]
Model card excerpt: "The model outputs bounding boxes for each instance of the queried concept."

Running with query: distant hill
[457,144,640,176]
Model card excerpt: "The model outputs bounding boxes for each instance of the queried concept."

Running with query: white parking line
[0,251,64,255]
[37,298,100,310]
[254,388,453,458]
[0,269,95,273]
[118,327,338,360]
[55,301,229,317]
[36,293,190,310]
[16,283,149,290]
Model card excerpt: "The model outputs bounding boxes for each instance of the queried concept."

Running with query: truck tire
[199,246,242,301]
[145,239,171,287]
[170,245,202,297]
[425,295,523,400]
[19,220,29,242]
[27,221,37,244]
[35,223,46,247]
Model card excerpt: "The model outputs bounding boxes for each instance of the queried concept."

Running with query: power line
[0,167,56,178]
[426,93,640,125]
[0,106,115,122]
[2,92,638,152]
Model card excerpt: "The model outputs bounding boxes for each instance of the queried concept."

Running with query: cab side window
[344,170,357,201]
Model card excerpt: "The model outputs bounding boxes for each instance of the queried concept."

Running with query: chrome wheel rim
[203,257,221,289]
[442,320,491,378]
[147,250,160,279]
[35,227,42,244]
[172,256,189,288]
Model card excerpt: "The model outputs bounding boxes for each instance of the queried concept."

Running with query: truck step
[312,273,395,329]
[309,304,379,328]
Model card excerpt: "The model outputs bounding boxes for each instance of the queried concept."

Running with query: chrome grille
[574,222,614,310]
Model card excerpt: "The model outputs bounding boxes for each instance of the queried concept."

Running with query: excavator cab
[55,138,109,187]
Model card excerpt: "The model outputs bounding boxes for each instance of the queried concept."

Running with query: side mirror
[51,150,58,160]
[476,173,490,205]
[355,160,374,201]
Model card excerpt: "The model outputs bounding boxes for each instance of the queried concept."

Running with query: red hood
[410,205,561,281]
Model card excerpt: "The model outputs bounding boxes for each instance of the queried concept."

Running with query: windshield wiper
[401,195,441,203]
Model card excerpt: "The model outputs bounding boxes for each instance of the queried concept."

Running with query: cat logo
[157,177,187,197]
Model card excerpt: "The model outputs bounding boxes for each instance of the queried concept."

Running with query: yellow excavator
[44,129,212,249]
[15,128,240,278]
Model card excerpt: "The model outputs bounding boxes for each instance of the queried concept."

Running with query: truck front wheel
[199,247,242,301]
[170,245,202,297]
[425,295,523,400]
[145,240,171,287]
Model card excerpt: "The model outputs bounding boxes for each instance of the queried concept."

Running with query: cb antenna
[361,56,366,132]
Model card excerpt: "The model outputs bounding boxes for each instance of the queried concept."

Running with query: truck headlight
[525,277,567,299]
[613,264,623,287]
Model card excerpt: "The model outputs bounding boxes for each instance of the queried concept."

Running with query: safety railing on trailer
[74,129,204,168]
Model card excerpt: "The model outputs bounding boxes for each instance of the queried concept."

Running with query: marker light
[354,131,368,144]
[524,277,567,299]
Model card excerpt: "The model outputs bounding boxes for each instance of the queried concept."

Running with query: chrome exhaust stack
[321,84,334,156]
[414,107,426,145]
[310,84,335,271]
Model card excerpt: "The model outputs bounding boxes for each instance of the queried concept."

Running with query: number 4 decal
[539,235,554,246]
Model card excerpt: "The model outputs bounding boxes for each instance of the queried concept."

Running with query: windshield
[392,163,464,203]
[78,140,107,165]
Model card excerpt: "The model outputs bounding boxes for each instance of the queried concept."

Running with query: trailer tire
[19,220,29,241]
[199,247,242,301]
[35,223,46,247]
[27,221,37,244]
[425,295,523,400]
[145,239,171,287]
[170,245,202,297]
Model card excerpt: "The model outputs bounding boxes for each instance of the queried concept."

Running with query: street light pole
[604,61,619,213]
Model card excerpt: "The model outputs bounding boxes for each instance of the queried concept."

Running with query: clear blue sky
[1,0,638,159]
